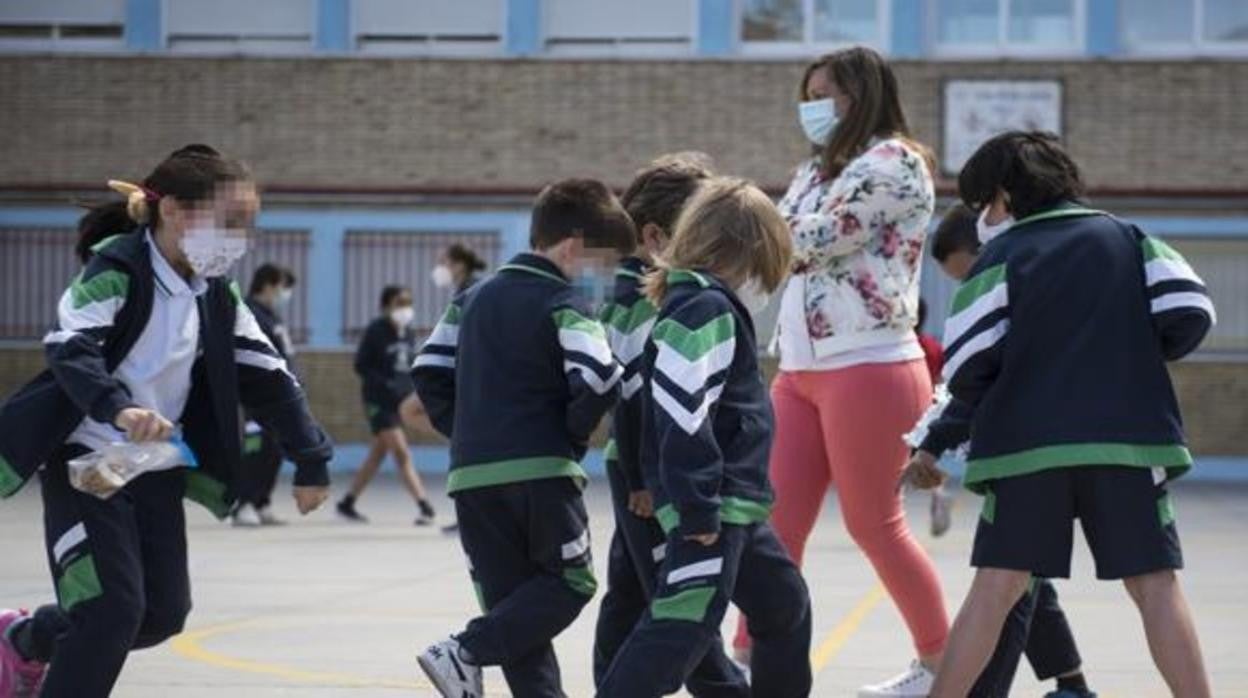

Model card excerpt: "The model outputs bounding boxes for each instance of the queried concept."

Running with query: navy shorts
[365,402,401,434]
[972,465,1182,580]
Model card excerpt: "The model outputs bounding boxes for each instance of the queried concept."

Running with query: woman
[733,47,948,697]
[337,285,437,525]
[432,242,487,295]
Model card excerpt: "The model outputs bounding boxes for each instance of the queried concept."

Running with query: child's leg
[1022,580,1086,683]
[967,578,1039,698]
[734,372,829,654]
[598,527,749,698]
[129,469,192,648]
[37,455,153,697]
[931,568,1032,698]
[732,524,813,698]
[813,362,949,663]
[250,428,284,510]
[346,435,387,498]
[1123,570,1210,698]
[380,427,429,502]
[594,460,651,685]
[455,480,594,697]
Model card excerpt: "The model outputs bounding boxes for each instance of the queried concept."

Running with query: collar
[146,231,207,297]
[498,252,570,284]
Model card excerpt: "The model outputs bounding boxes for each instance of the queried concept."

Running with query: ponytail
[641,267,670,306]
[74,144,250,264]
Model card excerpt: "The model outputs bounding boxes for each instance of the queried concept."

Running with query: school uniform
[355,315,417,434]
[0,230,331,697]
[938,205,1213,581]
[412,252,621,697]
[592,258,747,696]
[238,296,294,509]
[596,270,812,698]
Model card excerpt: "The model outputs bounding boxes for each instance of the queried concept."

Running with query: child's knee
[1123,569,1177,606]
[973,568,1032,608]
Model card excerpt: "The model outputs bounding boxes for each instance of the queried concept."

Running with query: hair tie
[107,179,158,225]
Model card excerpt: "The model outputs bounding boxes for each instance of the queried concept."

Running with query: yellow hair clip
[107,179,153,224]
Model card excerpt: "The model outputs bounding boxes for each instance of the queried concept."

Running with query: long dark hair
[801,47,932,180]
[76,144,251,263]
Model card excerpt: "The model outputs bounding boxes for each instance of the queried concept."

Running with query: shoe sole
[417,654,461,698]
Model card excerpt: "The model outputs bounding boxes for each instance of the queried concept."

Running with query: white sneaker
[858,660,935,697]
[930,486,954,538]
[418,636,483,698]
[256,506,285,526]
[231,504,261,527]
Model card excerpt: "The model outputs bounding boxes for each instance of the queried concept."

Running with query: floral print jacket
[778,138,935,358]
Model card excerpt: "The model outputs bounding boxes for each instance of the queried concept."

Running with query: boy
[916,132,1214,698]
[593,154,747,696]
[913,204,1096,698]
[412,179,634,698]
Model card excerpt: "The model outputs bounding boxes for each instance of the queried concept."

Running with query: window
[165,0,314,54]
[933,0,1083,56]
[354,0,503,56]
[0,0,124,52]
[741,0,889,53]
[1121,0,1248,55]
[544,0,696,57]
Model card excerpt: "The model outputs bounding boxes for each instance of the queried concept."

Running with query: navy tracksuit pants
[455,478,597,698]
[597,521,812,698]
[592,461,748,696]
[971,578,1084,696]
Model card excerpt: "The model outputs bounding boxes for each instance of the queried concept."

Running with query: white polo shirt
[68,233,208,451]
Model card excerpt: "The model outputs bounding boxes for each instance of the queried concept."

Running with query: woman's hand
[293,486,329,515]
[114,407,175,442]
[627,490,654,518]
[898,450,948,492]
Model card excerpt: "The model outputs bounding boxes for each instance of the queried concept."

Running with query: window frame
[1119,0,1248,57]
[539,0,699,58]
[737,0,892,58]
[927,0,1087,59]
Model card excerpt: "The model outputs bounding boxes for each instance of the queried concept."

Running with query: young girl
[337,285,437,525]
[597,178,812,698]
[0,144,332,697]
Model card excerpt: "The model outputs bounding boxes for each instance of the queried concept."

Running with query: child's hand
[293,486,329,514]
[114,407,175,442]
[685,533,719,547]
[627,490,654,518]
[898,450,948,492]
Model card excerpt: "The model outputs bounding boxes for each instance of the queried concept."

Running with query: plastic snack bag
[68,439,198,499]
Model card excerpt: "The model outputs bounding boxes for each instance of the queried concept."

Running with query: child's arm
[43,262,139,426]
[941,262,1008,408]
[411,302,461,438]
[232,285,333,488]
[786,146,931,271]
[1139,233,1216,360]
[650,295,736,537]
[553,299,623,450]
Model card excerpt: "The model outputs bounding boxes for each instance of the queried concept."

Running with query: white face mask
[735,278,771,316]
[799,98,839,146]
[276,287,294,306]
[431,264,454,289]
[179,227,248,278]
[976,208,1016,245]
[390,306,415,328]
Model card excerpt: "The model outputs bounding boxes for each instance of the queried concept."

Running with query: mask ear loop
[107,180,161,225]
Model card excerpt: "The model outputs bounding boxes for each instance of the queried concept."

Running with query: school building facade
[0,0,1245,451]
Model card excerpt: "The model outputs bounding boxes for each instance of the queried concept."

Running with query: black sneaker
[336,498,368,523]
[415,498,437,527]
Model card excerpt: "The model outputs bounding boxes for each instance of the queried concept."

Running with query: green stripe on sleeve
[950,264,1006,315]
[651,586,716,622]
[652,313,735,362]
[1141,237,1186,264]
[552,308,608,339]
[440,303,462,325]
[57,554,103,611]
[70,269,129,309]
[229,280,244,306]
[602,298,658,335]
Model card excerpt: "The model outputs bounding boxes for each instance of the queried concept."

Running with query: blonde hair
[644,177,792,304]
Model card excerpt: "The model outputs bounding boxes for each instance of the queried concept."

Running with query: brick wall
[0,346,1243,455]
[1,56,1246,194]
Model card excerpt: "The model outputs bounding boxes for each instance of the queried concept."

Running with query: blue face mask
[799,98,838,146]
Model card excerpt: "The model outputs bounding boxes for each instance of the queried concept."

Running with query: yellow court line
[810,584,887,675]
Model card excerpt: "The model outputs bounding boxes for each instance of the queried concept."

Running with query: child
[233,262,298,527]
[412,179,634,697]
[592,154,747,696]
[337,285,437,525]
[914,132,1213,698]
[597,178,812,698]
[914,203,1097,698]
[0,144,332,697]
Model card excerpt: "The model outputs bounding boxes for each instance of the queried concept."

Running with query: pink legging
[735,360,949,657]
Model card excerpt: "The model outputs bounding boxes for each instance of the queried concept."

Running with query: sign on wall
[942,79,1063,176]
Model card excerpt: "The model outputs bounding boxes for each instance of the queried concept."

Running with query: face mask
[180,227,248,278]
[276,287,294,306]
[431,264,454,289]
[735,278,771,316]
[976,208,1016,245]
[799,98,838,146]
[390,306,415,328]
